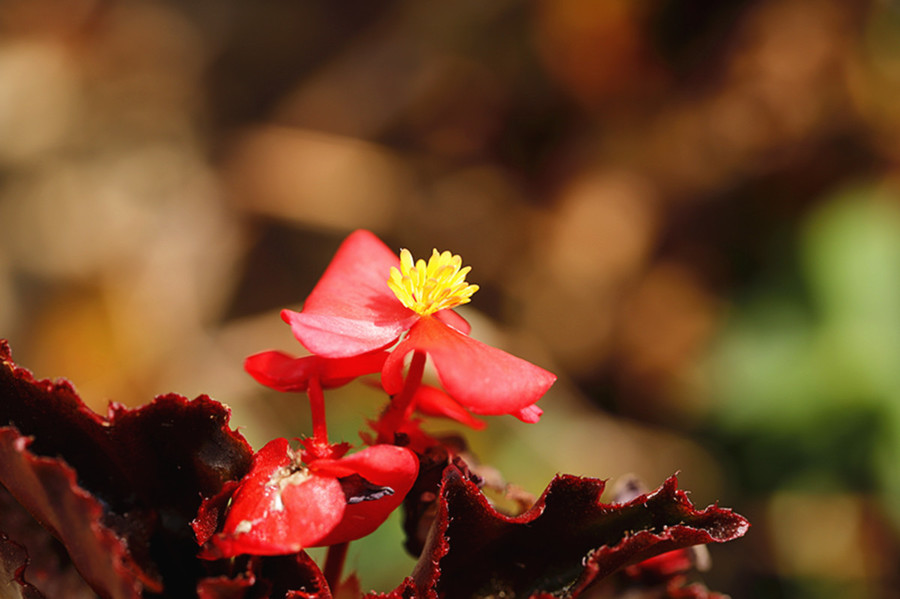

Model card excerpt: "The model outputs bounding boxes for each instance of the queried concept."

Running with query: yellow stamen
[387,248,479,316]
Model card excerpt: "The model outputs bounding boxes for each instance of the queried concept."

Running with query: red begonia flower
[244,349,389,392]
[412,384,485,430]
[200,438,418,557]
[381,317,554,418]
[282,230,556,419]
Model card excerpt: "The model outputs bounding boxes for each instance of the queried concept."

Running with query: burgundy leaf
[193,480,243,548]
[661,579,729,599]
[532,577,728,599]
[196,572,255,599]
[0,533,46,599]
[0,339,255,597]
[408,465,748,599]
[196,552,331,599]
[0,427,153,598]
[362,577,417,599]
[400,442,480,557]
[0,484,97,598]
[254,553,332,599]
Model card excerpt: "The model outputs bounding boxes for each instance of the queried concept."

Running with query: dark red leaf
[0,484,98,598]
[399,443,480,557]
[661,578,729,599]
[0,339,255,597]
[0,428,155,598]
[197,553,331,599]
[254,553,332,599]
[196,572,255,599]
[193,480,244,549]
[362,577,417,599]
[408,465,748,599]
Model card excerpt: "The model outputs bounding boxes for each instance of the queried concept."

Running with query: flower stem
[397,350,427,420]
[307,375,329,446]
[377,350,427,440]
[323,541,349,592]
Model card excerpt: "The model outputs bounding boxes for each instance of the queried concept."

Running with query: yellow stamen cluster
[388,248,479,316]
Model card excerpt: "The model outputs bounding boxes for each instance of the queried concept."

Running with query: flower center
[388,248,479,316]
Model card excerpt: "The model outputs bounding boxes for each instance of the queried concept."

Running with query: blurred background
[1,0,900,596]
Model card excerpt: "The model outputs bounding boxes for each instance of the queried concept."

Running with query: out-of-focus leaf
[0,484,96,599]
[196,573,255,599]
[0,533,46,599]
[406,465,748,598]
[658,579,728,599]
[705,188,900,512]
[709,189,900,429]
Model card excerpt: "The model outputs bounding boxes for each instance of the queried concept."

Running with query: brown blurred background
[2,0,900,597]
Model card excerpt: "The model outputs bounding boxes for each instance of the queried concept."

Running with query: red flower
[281,230,556,421]
[243,349,389,392]
[412,384,486,430]
[199,438,418,557]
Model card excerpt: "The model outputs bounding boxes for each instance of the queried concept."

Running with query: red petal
[413,385,486,430]
[311,445,418,546]
[434,309,470,335]
[311,444,418,486]
[511,404,543,424]
[285,230,418,357]
[207,439,345,557]
[383,318,556,416]
[244,350,388,392]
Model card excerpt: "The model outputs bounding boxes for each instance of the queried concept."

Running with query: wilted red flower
[198,438,418,557]
[281,230,556,422]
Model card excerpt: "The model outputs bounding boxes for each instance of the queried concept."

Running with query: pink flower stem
[307,375,329,446]
[323,541,349,591]
[378,350,427,438]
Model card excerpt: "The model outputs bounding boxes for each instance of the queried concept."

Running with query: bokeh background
[2,0,900,597]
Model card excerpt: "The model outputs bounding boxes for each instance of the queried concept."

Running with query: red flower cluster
[260,230,555,424]
[0,337,749,599]
[208,230,556,559]
[199,438,417,557]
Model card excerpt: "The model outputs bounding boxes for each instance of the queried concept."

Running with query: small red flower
[243,349,389,392]
[282,230,556,421]
[412,384,486,430]
[199,438,418,557]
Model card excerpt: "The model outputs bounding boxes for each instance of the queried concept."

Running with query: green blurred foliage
[705,186,900,595]
[709,187,900,489]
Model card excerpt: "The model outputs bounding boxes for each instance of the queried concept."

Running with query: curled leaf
[0,340,254,597]
[408,465,748,599]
